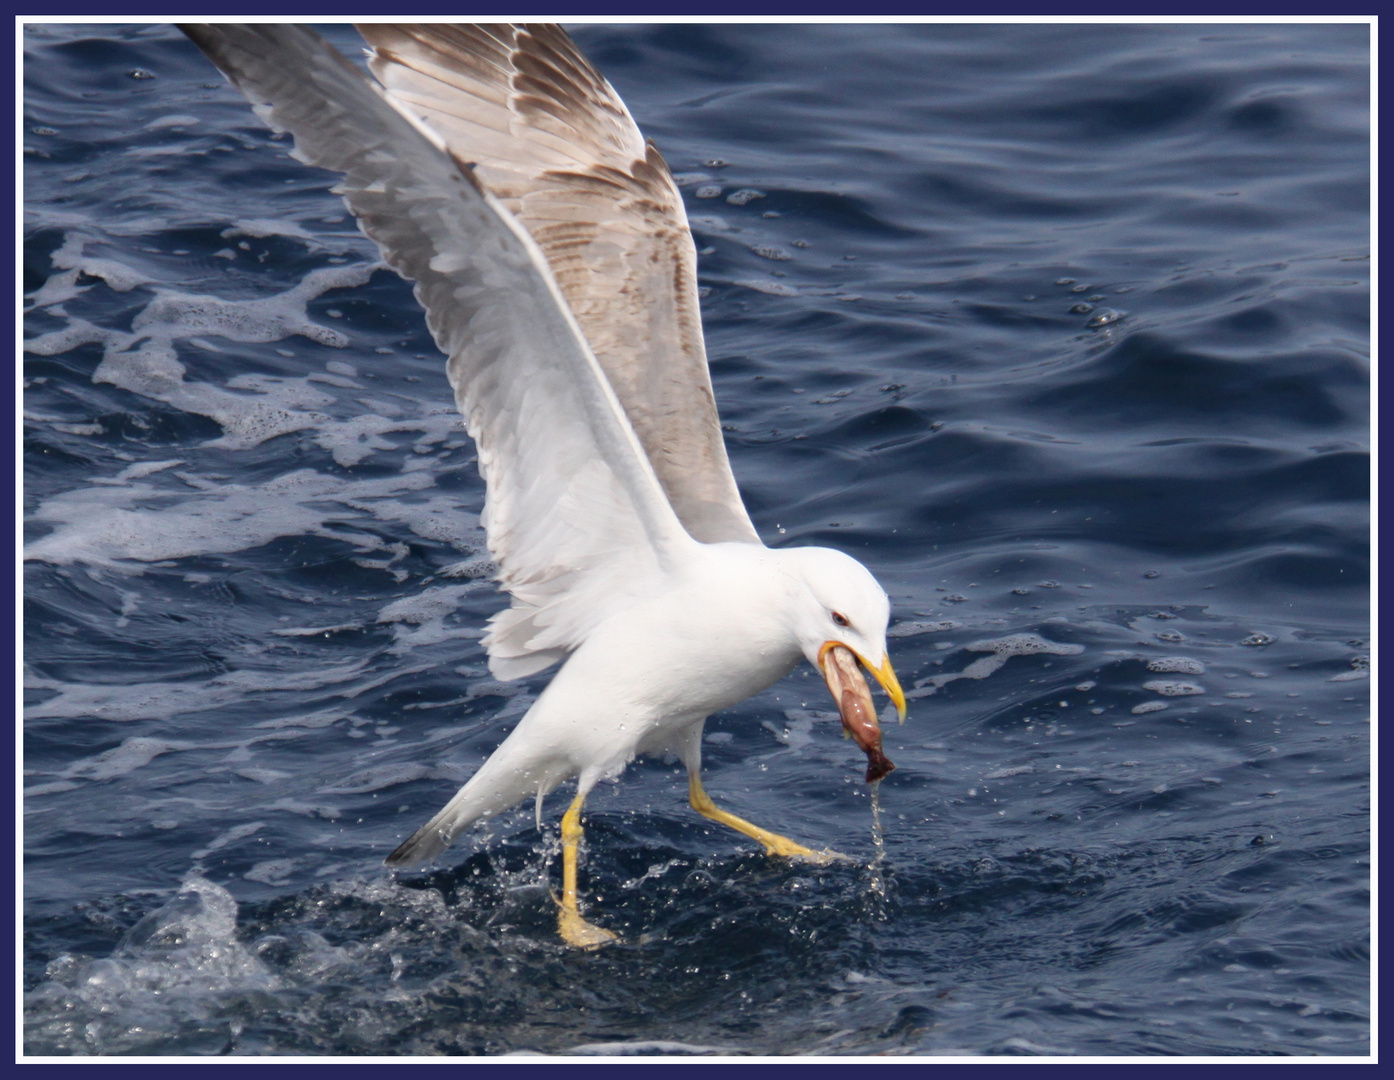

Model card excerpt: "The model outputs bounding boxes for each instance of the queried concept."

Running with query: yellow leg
[555,792,618,950]
[688,774,846,863]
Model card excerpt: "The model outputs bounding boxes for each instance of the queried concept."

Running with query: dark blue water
[23,22,1369,1057]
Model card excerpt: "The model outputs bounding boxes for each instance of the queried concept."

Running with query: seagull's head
[777,546,907,778]
[781,546,894,673]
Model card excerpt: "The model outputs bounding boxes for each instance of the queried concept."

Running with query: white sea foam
[63,736,187,780]
[252,709,355,731]
[222,217,319,242]
[114,459,184,482]
[25,267,89,308]
[47,231,152,292]
[735,279,799,297]
[888,618,960,638]
[27,675,251,724]
[377,585,488,654]
[23,780,82,798]
[1142,679,1205,697]
[918,633,1085,693]
[144,114,200,129]
[25,258,386,457]
[766,708,830,751]
[1146,656,1205,674]
[569,1041,739,1056]
[233,767,294,784]
[24,457,478,571]
[1329,669,1368,682]
[243,858,299,885]
[27,470,358,567]
[24,226,493,608]
[192,822,267,859]
[270,623,364,638]
[26,663,375,726]
[319,762,433,794]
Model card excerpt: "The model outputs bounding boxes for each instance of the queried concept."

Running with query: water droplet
[867,780,887,904]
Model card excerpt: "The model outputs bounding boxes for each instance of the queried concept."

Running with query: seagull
[181,23,907,948]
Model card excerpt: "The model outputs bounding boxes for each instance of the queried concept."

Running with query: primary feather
[359,25,758,549]
[181,24,700,680]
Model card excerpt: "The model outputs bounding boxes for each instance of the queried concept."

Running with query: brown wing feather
[359,23,760,545]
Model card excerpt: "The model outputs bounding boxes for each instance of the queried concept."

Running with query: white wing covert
[357,24,761,547]
[181,24,697,679]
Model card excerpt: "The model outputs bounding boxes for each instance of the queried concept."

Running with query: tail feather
[384,742,568,868]
[385,809,456,868]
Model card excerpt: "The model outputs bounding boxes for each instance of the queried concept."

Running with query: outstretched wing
[357,23,760,547]
[181,24,697,679]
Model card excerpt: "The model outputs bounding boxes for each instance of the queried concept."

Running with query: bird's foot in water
[557,905,618,950]
[759,834,854,864]
[807,847,857,864]
[786,845,856,865]
[688,778,852,865]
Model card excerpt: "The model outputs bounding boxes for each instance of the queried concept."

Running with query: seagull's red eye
[832,611,850,628]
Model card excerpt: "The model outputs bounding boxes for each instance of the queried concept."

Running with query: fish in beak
[819,643,905,782]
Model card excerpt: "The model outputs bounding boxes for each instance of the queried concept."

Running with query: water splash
[866,779,887,916]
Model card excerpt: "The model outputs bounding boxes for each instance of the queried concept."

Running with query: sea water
[23,22,1369,1056]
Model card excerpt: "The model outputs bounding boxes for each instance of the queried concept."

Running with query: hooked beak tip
[877,655,908,723]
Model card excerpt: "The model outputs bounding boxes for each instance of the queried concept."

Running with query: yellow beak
[872,653,908,724]
[875,654,908,724]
